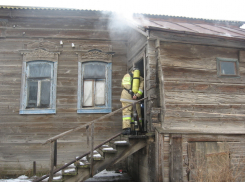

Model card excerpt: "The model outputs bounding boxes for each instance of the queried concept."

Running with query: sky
[1,0,245,22]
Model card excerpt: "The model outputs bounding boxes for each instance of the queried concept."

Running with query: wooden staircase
[40,135,148,182]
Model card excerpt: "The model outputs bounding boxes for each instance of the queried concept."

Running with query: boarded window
[26,61,53,109]
[187,142,229,182]
[217,58,239,77]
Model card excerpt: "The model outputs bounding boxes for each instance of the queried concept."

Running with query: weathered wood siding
[127,136,155,182]
[127,28,147,68]
[160,41,245,132]
[0,8,127,176]
[182,134,245,182]
[155,127,245,182]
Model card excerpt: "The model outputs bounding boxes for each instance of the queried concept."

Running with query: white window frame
[77,61,112,113]
[19,49,59,114]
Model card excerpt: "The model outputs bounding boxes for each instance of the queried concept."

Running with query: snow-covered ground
[0,170,130,182]
[84,169,132,182]
[0,175,32,182]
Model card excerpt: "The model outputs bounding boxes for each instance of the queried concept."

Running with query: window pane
[220,61,236,75]
[40,81,50,108]
[28,62,52,78]
[95,80,105,105]
[83,80,93,106]
[27,81,38,108]
[83,63,106,79]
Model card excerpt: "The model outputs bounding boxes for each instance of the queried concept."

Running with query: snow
[65,163,75,167]
[79,162,85,165]
[0,175,31,182]
[102,147,114,150]
[114,141,127,144]
[56,170,62,175]
[93,154,101,157]
[53,176,62,180]
[17,176,28,180]
[76,156,87,160]
[93,170,123,177]
[64,168,76,173]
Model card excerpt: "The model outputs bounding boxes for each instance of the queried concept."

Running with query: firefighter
[120,67,144,135]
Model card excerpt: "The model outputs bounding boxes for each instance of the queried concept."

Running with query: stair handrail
[33,132,122,182]
[35,96,152,182]
[43,97,149,145]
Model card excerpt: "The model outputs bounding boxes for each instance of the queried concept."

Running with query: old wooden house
[1,5,245,182]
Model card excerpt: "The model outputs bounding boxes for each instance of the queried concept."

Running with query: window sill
[77,108,111,113]
[217,75,240,78]
[19,109,56,114]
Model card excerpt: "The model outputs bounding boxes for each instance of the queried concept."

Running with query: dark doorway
[135,59,144,78]
[135,59,145,132]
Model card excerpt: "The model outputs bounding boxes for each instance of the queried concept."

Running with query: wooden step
[41,170,63,182]
[62,168,77,176]
[109,140,129,149]
[98,144,117,155]
[87,150,104,161]
[75,161,90,169]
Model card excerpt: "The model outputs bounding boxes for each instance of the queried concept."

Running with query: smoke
[105,11,149,40]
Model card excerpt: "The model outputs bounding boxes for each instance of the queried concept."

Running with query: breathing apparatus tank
[132,69,140,94]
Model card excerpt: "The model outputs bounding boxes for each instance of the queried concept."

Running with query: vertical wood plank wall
[0,8,127,175]
[182,135,245,182]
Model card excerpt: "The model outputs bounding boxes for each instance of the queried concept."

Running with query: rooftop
[1,5,244,24]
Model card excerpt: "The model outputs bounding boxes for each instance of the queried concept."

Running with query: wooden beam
[170,134,183,181]
[150,30,245,49]
[239,50,245,62]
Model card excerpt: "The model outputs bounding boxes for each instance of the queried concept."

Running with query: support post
[90,123,94,177]
[54,140,57,167]
[33,161,36,176]
[48,141,55,182]
[86,125,89,148]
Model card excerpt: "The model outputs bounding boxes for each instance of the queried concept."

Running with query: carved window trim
[19,48,59,114]
[77,49,113,113]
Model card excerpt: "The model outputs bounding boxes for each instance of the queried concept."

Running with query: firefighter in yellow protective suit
[120,68,144,135]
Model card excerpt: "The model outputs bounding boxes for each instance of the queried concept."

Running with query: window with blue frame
[77,61,112,113]
[20,60,57,114]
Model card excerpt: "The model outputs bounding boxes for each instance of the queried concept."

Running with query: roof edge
[134,13,245,24]
[1,5,244,24]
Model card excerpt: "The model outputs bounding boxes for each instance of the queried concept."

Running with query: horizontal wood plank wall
[0,8,127,176]
[160,41,245,133]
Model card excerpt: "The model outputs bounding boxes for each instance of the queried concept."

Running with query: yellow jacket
[120,73,144,103]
